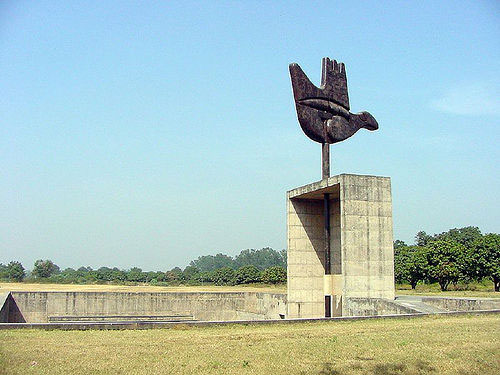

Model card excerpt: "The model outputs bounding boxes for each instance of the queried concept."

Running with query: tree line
[0,247,287,286]
[395,227,499,291]
[2,227,498,291]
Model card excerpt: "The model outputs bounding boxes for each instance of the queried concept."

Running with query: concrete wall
[0,293,9,322]
[287,174,395,319]
[344,297,419,316]
[7,291,287,323]
[421,297,500,312]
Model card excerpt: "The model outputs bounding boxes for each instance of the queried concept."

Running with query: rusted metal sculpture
[289,58,379,317]
[289,57,378,179]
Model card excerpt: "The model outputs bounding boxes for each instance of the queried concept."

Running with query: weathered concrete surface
[0,293,25,323]
[420,296,500,312]
[287,174,394,318]
[7,291,287,323]
[395,296,449,314]
[0,293,9,322]
[345,297,420,316]
[1,310,499,331]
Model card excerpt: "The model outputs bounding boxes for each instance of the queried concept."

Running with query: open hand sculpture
[289,58,378,145]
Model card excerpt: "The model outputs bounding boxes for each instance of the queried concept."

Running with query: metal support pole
[322,137,332,317]
[322,142,330,180]
[324,194,331,317]
[324,193,331,275]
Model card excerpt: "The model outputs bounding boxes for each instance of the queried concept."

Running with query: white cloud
[431,82,500,116]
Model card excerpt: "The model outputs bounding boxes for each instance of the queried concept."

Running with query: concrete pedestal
[286,174,395,318]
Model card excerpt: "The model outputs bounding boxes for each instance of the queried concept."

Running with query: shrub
[261,266,286,284]
[235,265,261,284]
[211,267,236,286]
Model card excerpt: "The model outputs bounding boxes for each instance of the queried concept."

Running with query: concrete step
[48,314,195,323]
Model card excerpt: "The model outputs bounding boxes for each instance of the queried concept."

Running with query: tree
[435,227,482,249]
[111,268,127,282]
[32,259,60,278]
[474,233,500,291]
[426,240,465,291]
[211,267,236,286]
[415,231,432,247]
[393,240,407,251]
[235,265,261,284]
[182,265,200,281]
[7,261,25,281]
[165,267,182,283]
[234,248,286,270]
[196,271,213,283]
[405,247,428,289]
[261,266,287,284]
[127,267,145,282]
[96,267,114,281]
[0,263,9,279]
[189,253,235,272]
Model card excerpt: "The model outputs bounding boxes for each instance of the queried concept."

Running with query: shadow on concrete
[0,294,26,323]
[292,198,326,271]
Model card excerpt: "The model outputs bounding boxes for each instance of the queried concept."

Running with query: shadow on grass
[315,360,437,375]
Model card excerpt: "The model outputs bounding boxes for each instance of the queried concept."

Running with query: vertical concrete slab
[287,174,394,318]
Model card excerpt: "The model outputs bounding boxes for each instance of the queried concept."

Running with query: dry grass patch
[0,282,286,293]
[1,314,499,375]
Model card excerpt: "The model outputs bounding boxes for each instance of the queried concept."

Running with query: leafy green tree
[426,240,465,291]
[261,266,287,284]
[97,267,114,281]
[182,266,200,281]
[32,259,60,278]
[60,268,77,282]
[127,267,145,282]
[111,268,127,282]
[405,247,428,289]
[434,226,482,249]
[394,241,411,284]
[279,249,287,266]
[235,265,261,284]
[0,263,8,279]
[393,240,407,250]
[165,267,182,283]
[189,253,235,272]
[155,271,167,282]
[196,271,213,283]
[7,261,25,281]
[474,233,500,291]
[211,267,236,286]
[415,231,432,247]
[234,247,286,270]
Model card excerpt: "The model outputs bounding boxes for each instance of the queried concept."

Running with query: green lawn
[1,314,499,375]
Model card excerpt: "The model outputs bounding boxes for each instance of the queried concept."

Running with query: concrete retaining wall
[7,291,287,323]
[421,296,500,312]
[344,297,419,316]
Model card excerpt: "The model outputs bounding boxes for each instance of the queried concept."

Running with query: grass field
[0,314,499,375]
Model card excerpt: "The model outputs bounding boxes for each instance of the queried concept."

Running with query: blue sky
[1,1,499,271]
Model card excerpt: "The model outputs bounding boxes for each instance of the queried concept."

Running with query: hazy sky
[1,1,499,271]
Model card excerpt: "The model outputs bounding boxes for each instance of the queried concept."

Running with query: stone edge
[1,309,498,330]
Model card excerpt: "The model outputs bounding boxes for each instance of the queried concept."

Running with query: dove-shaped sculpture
[289,57,378,144]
